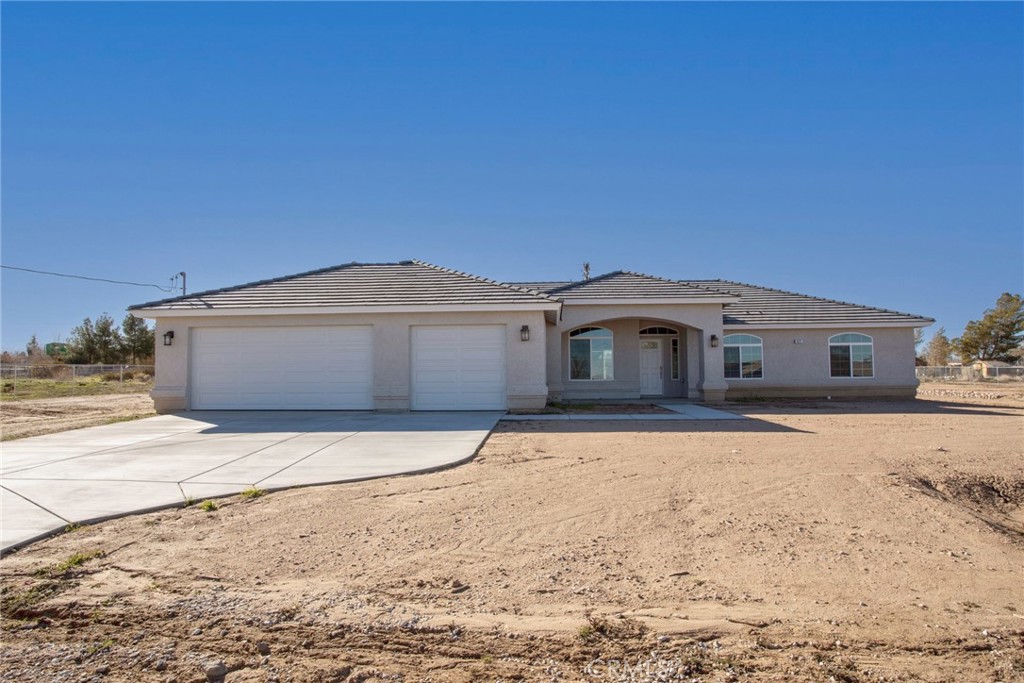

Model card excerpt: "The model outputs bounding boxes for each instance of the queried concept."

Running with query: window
[569,327,613,380]
[671,338,680,380]
[639,326,677,336]
[829,333,873,378]
[723,334,763,379]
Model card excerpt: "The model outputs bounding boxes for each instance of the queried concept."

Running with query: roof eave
[723,320,934,329]
[129,302,563,318]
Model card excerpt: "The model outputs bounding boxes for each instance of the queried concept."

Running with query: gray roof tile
[682,279,934,326]
[130,260,557,310]
[513,271,730,300]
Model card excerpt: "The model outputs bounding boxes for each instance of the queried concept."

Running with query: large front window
[723,334,763,379]
[829,333,873,377]
[570,327,613,380]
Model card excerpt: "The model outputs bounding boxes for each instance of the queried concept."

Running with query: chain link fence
[916,366,1024,382]
[0,364,155,399]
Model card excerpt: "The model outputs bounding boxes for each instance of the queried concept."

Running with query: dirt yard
[0,394,156,441]
[1,385,1022,682]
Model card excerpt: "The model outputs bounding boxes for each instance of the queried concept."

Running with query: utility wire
[1,265,176,292]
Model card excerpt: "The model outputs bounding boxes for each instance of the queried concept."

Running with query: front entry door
[639,340,663,396]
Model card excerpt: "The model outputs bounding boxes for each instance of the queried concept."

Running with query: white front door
[639,339,663,396]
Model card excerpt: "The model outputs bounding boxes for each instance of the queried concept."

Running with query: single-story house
[972,359,1021,378]
[128,260,933,412]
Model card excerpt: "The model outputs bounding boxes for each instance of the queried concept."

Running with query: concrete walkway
[1,411,501,552]
[501,403,746,421]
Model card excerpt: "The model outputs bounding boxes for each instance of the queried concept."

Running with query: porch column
[545,320,563,400]
[697,329,728,402]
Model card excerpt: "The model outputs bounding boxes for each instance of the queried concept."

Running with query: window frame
[569,326,614,381]
[828,333,874,379]
[722,333,764,380]
[670,338,680,380]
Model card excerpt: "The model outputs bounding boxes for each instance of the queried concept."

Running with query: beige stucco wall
[550,303,728,401]
[150,310,548,412]
[723,326,919,398]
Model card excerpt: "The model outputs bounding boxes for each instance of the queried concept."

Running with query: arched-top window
[723,334,763,379]
[829,333,873,378]
[569,327,613,380]
[639,326,679,336]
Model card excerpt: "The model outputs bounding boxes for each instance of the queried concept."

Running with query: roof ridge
[693,278,934,321]
[546,270,624,293]
[128,261,374,310]
[409,260,559,302]
[619,269,681,284]
[619,270,735,297]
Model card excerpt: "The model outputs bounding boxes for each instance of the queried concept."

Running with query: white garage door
[190,326,373,410]
[411,325,507,410]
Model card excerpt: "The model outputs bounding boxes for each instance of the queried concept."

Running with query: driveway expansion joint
[1,411,500,553]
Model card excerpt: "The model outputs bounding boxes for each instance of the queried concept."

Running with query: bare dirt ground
[1,384,1022,682]
[0,394,156,441]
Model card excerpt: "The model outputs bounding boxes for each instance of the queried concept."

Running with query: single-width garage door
[411,325,507,410]
[190,326,373,410]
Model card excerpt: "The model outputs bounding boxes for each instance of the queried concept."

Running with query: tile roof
[681,279,934,326]
[130,261,557,310]
[509,271,731,300]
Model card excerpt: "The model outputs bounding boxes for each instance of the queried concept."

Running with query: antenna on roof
[582,262,590,280]
[171,271,187,296]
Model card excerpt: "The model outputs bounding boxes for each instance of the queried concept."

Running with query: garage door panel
[191,326,373,410]
[411,325,506,411]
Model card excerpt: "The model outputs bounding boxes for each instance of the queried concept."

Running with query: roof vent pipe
[582,262,590,280]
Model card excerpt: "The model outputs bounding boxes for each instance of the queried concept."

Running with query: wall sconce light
[709,334,719,348]
[520,325,530,342]
[163,330,175,346]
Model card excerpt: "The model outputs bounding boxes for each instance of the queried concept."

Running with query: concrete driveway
[1,411,501,552]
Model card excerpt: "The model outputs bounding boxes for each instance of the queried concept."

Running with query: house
[972,359,1020,379]
[128,260,933,412]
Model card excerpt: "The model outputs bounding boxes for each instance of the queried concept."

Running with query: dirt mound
[905,473,1024,539]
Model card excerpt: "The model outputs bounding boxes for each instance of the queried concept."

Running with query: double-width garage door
[411,325,507,410]
[190,326,374,410]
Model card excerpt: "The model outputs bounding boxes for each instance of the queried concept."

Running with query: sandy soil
[1,384,1022,682]
[0,394,156,441]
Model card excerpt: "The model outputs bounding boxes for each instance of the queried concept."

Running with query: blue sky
[2,2,1021,352]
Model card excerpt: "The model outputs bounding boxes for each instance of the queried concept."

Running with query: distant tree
[924,327,952,366]
[25,335,43,357]
[93,314,124,364]
[953,293,1024,362]
[67,317,99,363]
[914,328,925,351]
[121,314,154,363]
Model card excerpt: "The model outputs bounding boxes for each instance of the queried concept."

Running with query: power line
[1,265,176,292]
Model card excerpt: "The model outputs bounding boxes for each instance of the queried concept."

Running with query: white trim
[132,302,560,318]
[639,338,664,396]
[723,334,765,381]
[827,333,875,379]
[568,326,614,381]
